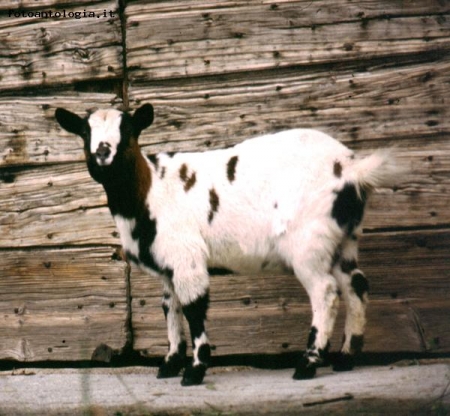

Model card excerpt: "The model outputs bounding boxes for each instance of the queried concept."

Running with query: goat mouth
[96,157,113,167]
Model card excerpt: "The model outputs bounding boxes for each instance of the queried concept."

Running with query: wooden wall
[0,0,128,361]
[0,0,449,363]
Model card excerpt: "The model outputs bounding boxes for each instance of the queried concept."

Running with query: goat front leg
[181,291,211,386]
[172,269,211,386]
[157,281,187,379]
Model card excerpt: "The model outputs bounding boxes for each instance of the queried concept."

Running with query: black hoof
[157,354,185,379]
[181,364,207,386]
[332,353,355,372]
[293,357,317,380]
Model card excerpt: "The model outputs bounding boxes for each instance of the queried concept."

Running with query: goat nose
[96,144,111,161]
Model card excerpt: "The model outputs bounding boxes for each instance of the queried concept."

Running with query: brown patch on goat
[132,141,152,213]
[226,155,239,183]
[208,188,220,223]
[184,172,196,191]
[333,161,343,178]
[105,138,151,218]
[179,164,188,181]
[179,163,197,192]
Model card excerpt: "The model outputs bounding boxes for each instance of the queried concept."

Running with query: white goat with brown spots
[55,103,400,385]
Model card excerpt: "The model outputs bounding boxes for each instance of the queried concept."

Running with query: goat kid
[55,104,399,386]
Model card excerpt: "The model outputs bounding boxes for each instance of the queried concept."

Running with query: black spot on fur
[341,259,358,274]
[351,272,369,301]
[226,155,239,183]
[197,343,211,364]
[331,183,366,235]
[182,292,210,344]
[307,326,318,349]
[333,161,343,177]
[147,154,159,170]
[132,214,174,279]
[208,188,220,223]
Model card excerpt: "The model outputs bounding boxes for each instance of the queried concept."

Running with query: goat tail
[346,149,405,194]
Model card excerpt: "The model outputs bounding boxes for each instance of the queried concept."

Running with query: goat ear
[55,108,86,138]
[132,103,154,137]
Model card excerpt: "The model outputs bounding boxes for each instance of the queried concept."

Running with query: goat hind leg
[157,283,187,379]
[332,235,369,372]
[293,272,340,380]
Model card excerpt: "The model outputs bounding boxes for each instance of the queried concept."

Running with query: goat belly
[206,239,291,275]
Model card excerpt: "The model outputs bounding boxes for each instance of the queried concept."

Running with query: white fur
[149,130,358,278]
[88,109,122,166]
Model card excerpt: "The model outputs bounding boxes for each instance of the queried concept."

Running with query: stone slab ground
[0,361,449,415]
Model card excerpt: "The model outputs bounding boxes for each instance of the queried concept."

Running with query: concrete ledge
[0,362,449,415]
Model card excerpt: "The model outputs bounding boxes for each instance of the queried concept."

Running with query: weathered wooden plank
[412,300,450,353]
[359,230,450,301]
[0,93,121,166]
[3,58,449,166]
[0,0,104,11]
[0,163,119,248]
[0,247,129,361]
[130,229,450,356]
[126,0,450,81]
[129,58,450,152]
[126,0,449,17]
[0,1,122,92]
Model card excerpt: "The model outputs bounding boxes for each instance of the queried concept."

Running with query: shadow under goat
[55,104,401,386]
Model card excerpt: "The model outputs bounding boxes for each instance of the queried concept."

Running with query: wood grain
[0,247,129,361]
[359,230,450,301]
[0,0,102,11]
[3,57,450,165]
[0,1,122,92]
[129,58,450,151]
[126,0,450,81]
[0,162,119,248]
